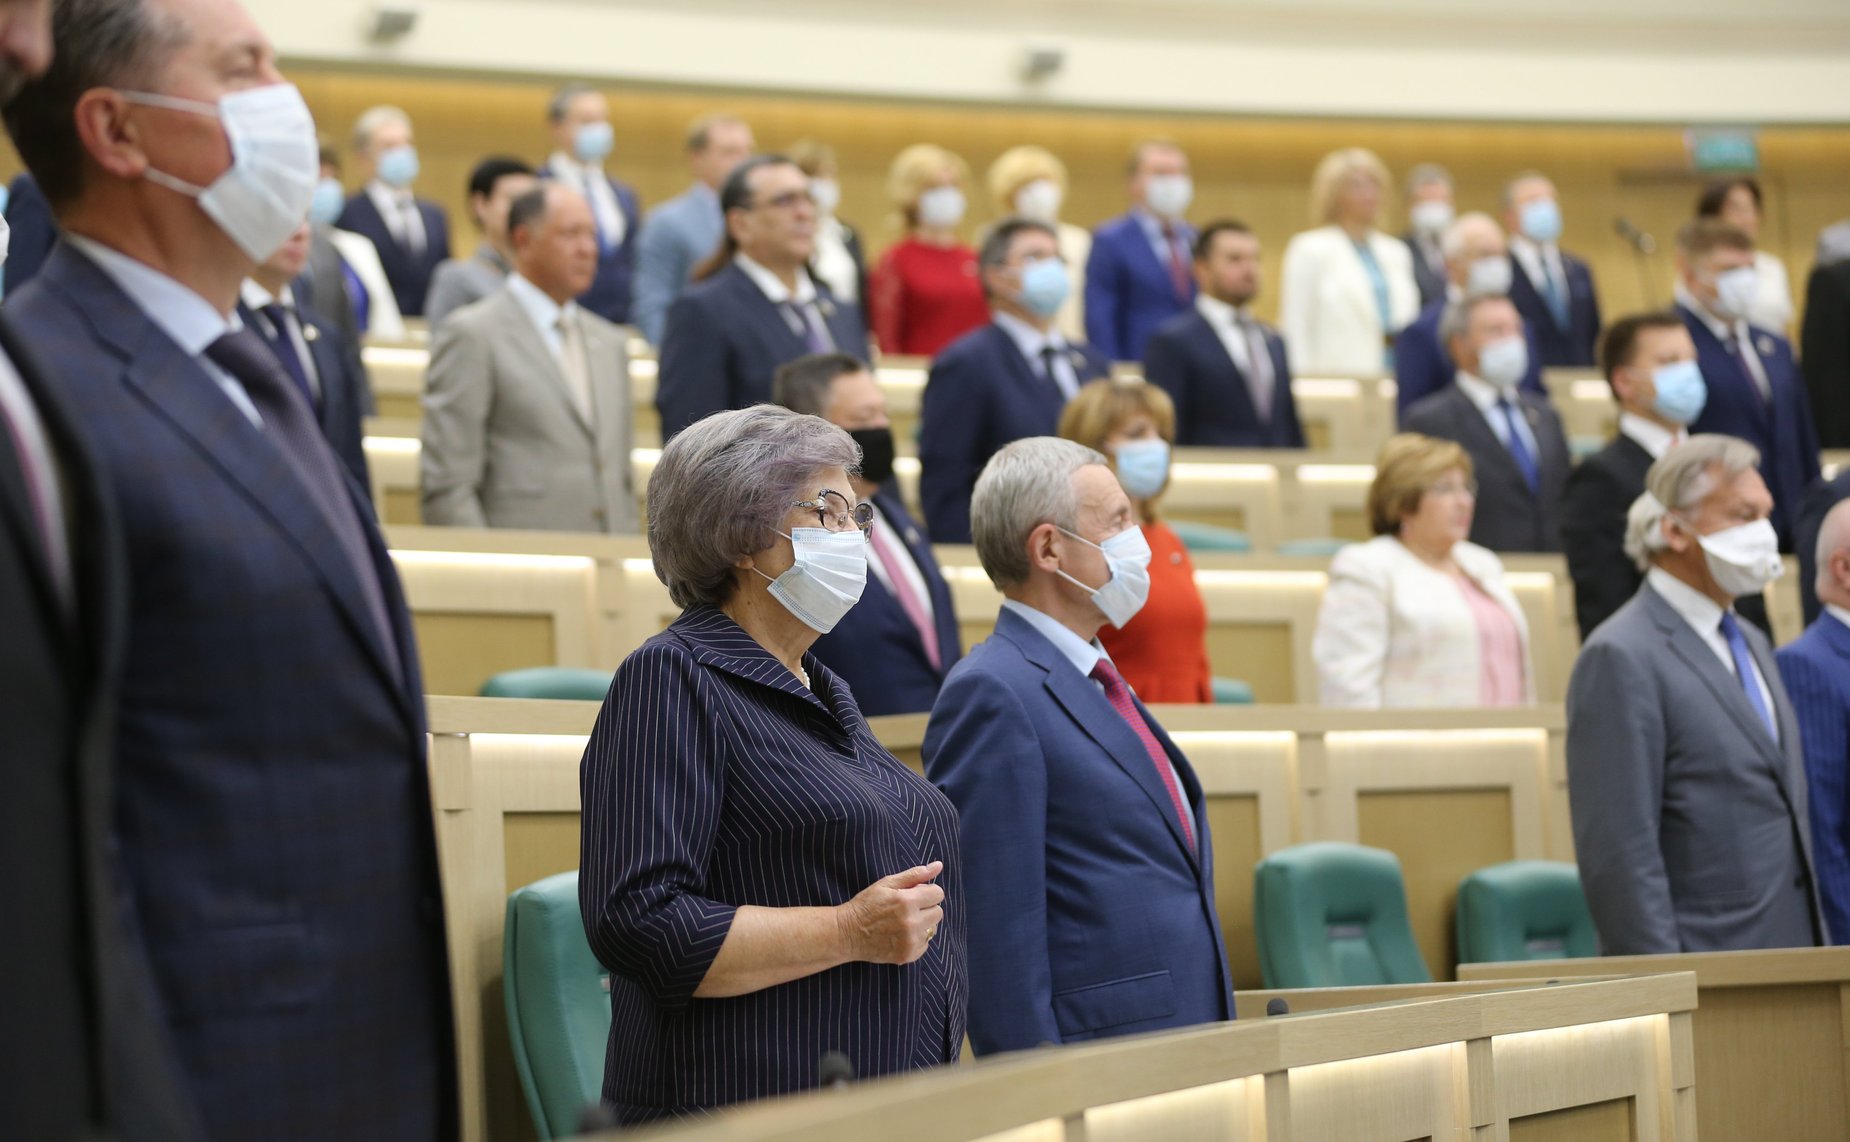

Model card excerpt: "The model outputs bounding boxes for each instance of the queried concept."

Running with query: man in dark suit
[922,217,1112,544]
[1502,171,1601,367]
[1778,499,1850,944]
[335,104,451,318]
[1084,138,1196,362]
[1799,252,1850,449]
[1403,295,1571,552]
[1797,470,1850,624]
[1561,312,1701,639]
[655,155,867,442]
[1401,162,1454,311]
[2,168,54,294]
[1394,211,1546,418]
[1143,219,1302,448]
[4,1,455,1136]
[774,353,962,715]
[542,84,642,325]
[925,436,1233,1055]
[241,222,371,490]
[1676,218,1821,551]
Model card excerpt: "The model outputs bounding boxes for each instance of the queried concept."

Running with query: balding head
[1817,498,1850,610]
[509,183,598,305]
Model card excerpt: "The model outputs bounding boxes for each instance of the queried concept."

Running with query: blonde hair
[886,144,972,226]
[987,145,1069,213]
[1058,379,1177,521]
[1367,433,1473,536]
[1308,147,1392,226]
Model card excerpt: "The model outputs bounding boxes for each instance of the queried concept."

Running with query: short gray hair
[1406,162,1453,196]
[1438,293,1509,350]
[647,405,860,610]
[547,83,597,123]
[1439,211,1502,265]
[1815,498,1850,594]
[971,437,1106,590]
[352,105,412,156]
[1623,434,1762,570]
[1502,169,1554,210]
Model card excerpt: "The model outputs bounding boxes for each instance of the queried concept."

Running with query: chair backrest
[1455,860,1598,965]
[504,871,611,1139]
[1274,537,1350,557]
[1210,677,1256,705]
[1167,519,1254,553]
[481,667,615,701]
[1253,841,1432,988]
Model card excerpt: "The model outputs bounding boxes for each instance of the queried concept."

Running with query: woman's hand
[837,862,946,965]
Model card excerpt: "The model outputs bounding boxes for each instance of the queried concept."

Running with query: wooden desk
[1463,946,1850,1142]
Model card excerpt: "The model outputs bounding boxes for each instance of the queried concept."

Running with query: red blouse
[870,236,989,357]
[1097,521,1213,704]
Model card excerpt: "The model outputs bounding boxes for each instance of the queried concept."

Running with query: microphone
[1614,217,1657,255]
[1265,997,1290,1017]
[819,1051,856,1089]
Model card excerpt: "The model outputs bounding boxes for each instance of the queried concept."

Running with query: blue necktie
[1719,612,1777,740]
[257,304,318,411]
[1498,399,1540,494]
[1540,261,1569,330]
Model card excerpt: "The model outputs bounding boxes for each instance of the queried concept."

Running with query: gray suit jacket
[631,184,723,344]
[1567,582,1822,955]
[420,287,638,533]
[1401,383,1570,553]
[423,247,510,330]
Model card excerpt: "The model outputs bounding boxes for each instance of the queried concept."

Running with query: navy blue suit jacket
[1393,297,1547,419]
[11,245,455,1140]
[1508,249,1601,367]
[1777,617,1850,944]
[924,607,1234,1055]
[919,322,1111,543]
[335,191,452,318]
[543,161,642,325]
[1084,213,1195,362]
[1142,308,1304,448]
[236,298,372,494]
[1681,304,1821,549]
[810,489,961,716]
[1798,472,1850,624]
[1,171,55,297]
[655,264,869,440]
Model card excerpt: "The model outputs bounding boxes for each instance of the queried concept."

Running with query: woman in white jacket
[1280,147,1420,377]
[1314,434,1533,708]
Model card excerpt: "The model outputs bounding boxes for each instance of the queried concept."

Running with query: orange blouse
[1097,521,1213,704]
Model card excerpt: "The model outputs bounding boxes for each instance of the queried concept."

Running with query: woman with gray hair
[578,405,967,1124]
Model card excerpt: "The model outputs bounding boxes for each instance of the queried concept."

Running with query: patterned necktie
[0,392,71,608]
[1090,658,1195,851]
[1239,315,1274,421]
[1719,612,1777,740]
[1729,330,1770,403]
[555,314,595,423]
[1540,258,1569,330]
[1161,222,1191,302]
[867,522,940,671]
[1498,398,1541,494]
[784,299,833,354]
[257,303,317,410]
[397,194,426,258]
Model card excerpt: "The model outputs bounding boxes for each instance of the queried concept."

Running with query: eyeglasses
[792,489,873,536]
[747,189,816,212]
[1427,477,1479,498]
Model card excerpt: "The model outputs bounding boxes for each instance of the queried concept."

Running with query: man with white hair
[1776,499,1850,944]
[1401,162,1455,310]
[1393,211,1545,418]
[1568,434,1823,955]
[923,436,1233,1056]
[336,104,451,316]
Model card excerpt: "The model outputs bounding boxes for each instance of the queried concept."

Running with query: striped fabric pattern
[580,605,967,1125]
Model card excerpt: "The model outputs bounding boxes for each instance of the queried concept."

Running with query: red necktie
[868,521,940,670]
[1161,222,1191,302]
[1091,658,1194,850]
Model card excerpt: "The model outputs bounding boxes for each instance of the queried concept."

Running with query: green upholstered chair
[1167,519,1254,553]
[1253,842,1432,988]
[1455,860,1598,965]
[479,667,614,701]
[1273,537,1351,558]
[504,872,610,1139]
[1210,677,1256,705]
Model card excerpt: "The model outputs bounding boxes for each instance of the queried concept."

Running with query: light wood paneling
[1358,789,1516,979]
[501,813,581,898]
[412,612,555,698]
[1510,1099,1636,1142]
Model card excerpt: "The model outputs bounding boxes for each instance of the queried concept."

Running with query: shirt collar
[1508,234,1556,260]
[505,272,576,334]
[1675,281,1746,343]
[992,309,1065,359]
[366,180,411,210]
[1618,411,1683,460]
[65,234,237,356]
[1647,565,1730,636]
[1002,599,1106,679]
[1827,604,1850,632]
[1132,206,1184,240]
[1453,369,1506,413]
[474,246,511,274]
[1194,293,1251,326]
[734,253,816,305]
[548,150,600,183]
[239,279,296,311]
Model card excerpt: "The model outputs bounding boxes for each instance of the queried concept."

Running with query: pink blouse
[1454,572,1527,706]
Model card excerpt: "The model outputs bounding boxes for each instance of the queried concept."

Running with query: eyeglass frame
[789,488,874,537]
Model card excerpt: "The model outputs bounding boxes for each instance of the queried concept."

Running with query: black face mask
[848,427,896,488]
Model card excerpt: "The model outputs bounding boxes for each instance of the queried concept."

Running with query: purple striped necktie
[1090,658,1194,850]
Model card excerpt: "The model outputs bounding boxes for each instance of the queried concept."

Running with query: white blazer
[1279,225,1420,377]
[327,226,407,341]
[1312,535,1534,708]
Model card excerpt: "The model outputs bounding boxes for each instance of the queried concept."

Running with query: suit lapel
[585,319,630,458]
[676,606,841,729]
[0,389,65,635]
[874,489,953,672]
[1188,315,1261,428]
[495,291,596,438]
[1645,589,1787,770]
[1444,388,1531,498]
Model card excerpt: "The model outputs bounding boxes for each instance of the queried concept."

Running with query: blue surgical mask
[1018,257,1069,317]
[1519,198,1563,244]
[574,122,615,164]
[1056,525,1153,628]
[376,144,420,189]
[753,527,868,634]
[1648,359,1707,425]
[1112,438,1170,500]
[309,177,345,227]
[1477,334,1529,390]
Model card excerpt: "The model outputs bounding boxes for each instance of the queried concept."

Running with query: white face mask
[755,527,868,634]
[916,185,966,229]
[1678,516,1784,598]
[1465,255,1513,297]
[1014,179,1064,224]
[1144,174,1193,220]
[1410,200,1454,236]
[1711,266,1760,322]
[0,213,11,268]
[809,177,841,217]
[1056,525,1152,628]
[123,84,320,263]
[1476,334,1529,390]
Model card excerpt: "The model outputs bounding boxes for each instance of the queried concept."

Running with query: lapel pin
[905,527,921,546]
[818,298,836,318]
[1756,335,1775,356]
[302,324,320,343]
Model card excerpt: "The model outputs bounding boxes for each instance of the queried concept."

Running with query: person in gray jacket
[421,184,638,533]
[424,156,536,329]
[1567,434,1823,955]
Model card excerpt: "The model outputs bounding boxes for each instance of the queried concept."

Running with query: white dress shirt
[1509,234,1568,318]
[1194,294,1261,377]
[0,347,71,607]
[240,279,321,400]
[993,311,1080,400]
[865,500,934,623]
[366,180,427,254]
[65,235,259,427]
[1455,369,1540,460]
[1618,411,1684,460]
[734,253,833,346]
[1646,566,1777,734]
[505,272,579,359]
[547,152,627,248]
[1677,282,1772,401]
